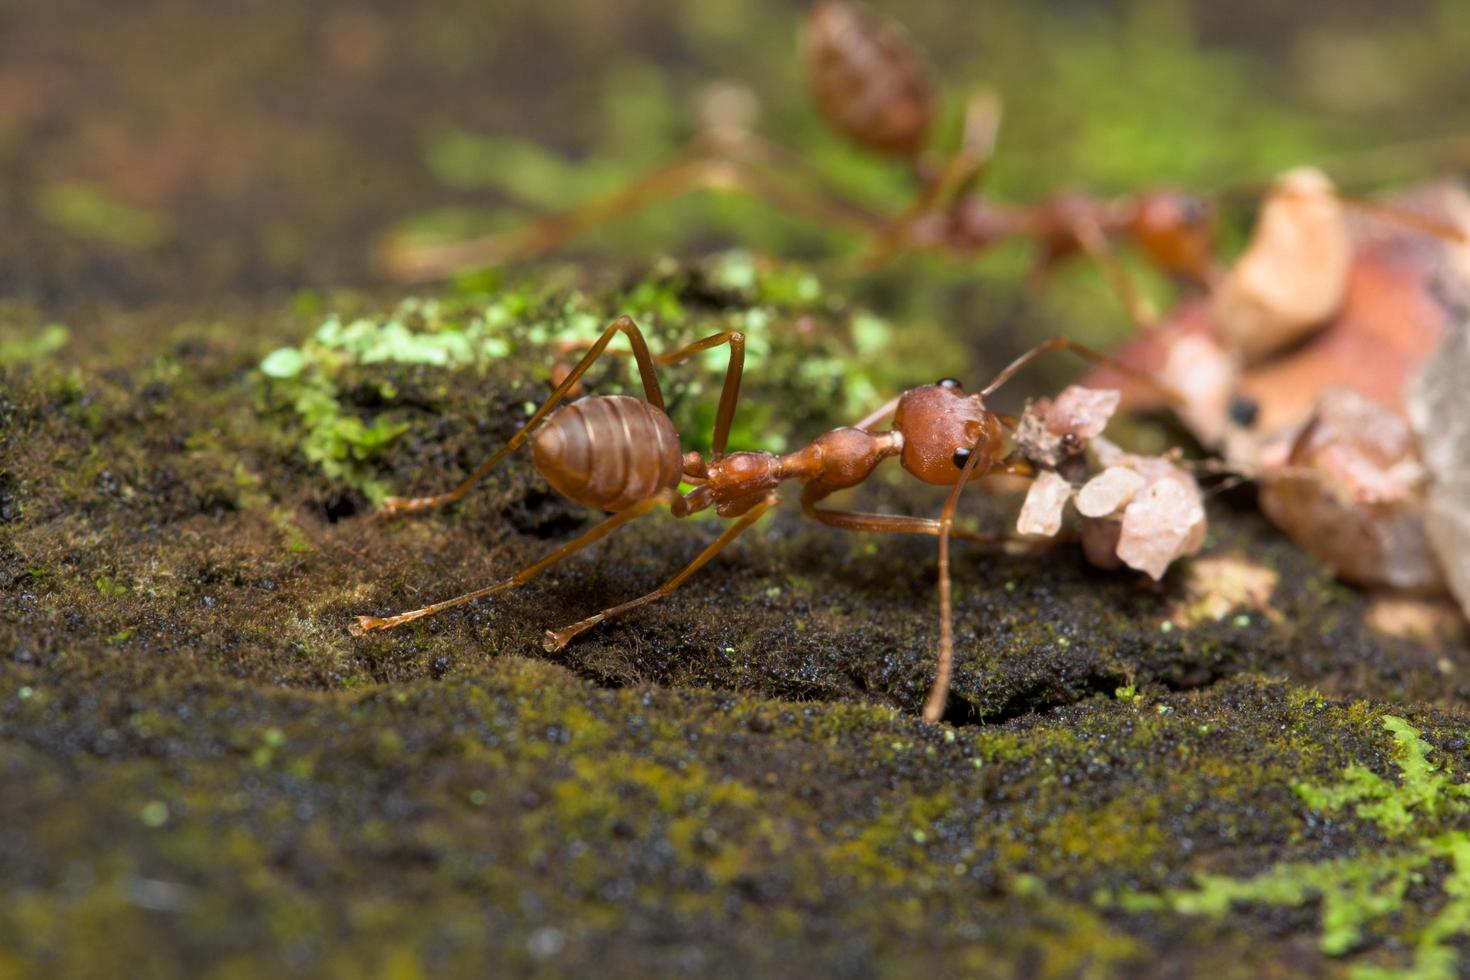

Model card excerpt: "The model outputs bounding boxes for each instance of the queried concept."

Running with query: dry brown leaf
[1408,279,1470,618]
[1260,388,1441,591]
[1211,167,1351,364]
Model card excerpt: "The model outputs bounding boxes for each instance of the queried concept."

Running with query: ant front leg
[799,483,1035,547]
[379,315,666,516]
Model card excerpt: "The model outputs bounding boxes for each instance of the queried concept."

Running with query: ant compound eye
[952,447,973,469]
[1229,396,1260,428]
[937,377,963,390]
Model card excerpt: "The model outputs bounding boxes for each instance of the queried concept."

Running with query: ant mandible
[350,315,1174,723]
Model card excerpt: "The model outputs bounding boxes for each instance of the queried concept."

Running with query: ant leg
[859,89,1003,270]
[351,489,680,634]
[799,484,1044,547]
[543,492,780,651]
[551,330,748,457]
[854,394,902,432]
[926,89,1004,203]
[1070,216,1158,331]
[1334,195,1467,244]
[652,332,746,457]
[380,139,888,282]
[979,335,1185,409]
[380,315,666,516]
[925,452,989,723]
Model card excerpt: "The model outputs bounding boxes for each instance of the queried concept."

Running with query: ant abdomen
[802,1,935,160]
[531,395,683,511]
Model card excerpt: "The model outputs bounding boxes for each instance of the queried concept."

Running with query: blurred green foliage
[401,0,1469,246]
[384,0,1470,367]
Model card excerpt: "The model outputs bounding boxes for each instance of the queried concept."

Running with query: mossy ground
[7,0,1470,975]
[5,270,1470,977]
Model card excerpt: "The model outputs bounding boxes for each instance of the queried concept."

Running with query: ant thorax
[701,426,904,516]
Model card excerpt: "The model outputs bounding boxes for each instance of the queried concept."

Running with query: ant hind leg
[543,493,779,651]
[353,489,680,634]
[380,136,889,282]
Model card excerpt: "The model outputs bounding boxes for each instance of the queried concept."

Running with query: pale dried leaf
[1075,466,1146,518]
[1016,469,1072,537]
[1261,388,1442,591]
[1046,386,1120,440]
[1117,477,1207,581]
[1163,332,1237,448]
[1015,386,1119,468]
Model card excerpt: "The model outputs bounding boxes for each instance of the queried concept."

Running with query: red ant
[350,315,1174,723]
[379,0,1219,296]
[379,1,1464,343]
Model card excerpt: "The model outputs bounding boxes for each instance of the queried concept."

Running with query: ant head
[892,380,1004,485]
[1130,190,1216,281]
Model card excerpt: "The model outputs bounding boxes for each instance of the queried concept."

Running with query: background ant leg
[543,492,780,651]
[913,89,1004,209]
[351,489,680,634]
[1070,215,1159,331]
[382,138,888,282]
[853,394,902,432]
[380,315,666,516]
[859,89,1003,270]
[979,336,1184,408]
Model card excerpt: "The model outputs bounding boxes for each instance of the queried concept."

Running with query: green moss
[1295,716,1470,836]
[253,256,958,500]
[0,324,69,366]
[1107,716,1470,977]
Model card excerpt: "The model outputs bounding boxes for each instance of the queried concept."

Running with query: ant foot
[349,616,385,636]
[378,496,427,517]
[544,617,600,651]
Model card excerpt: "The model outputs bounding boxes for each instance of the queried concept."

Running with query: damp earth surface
[6,258,1470,978]
[7,1,1470,976]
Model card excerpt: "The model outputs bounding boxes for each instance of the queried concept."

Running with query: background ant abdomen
[532,396,683,512]
[802,1,934,159]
